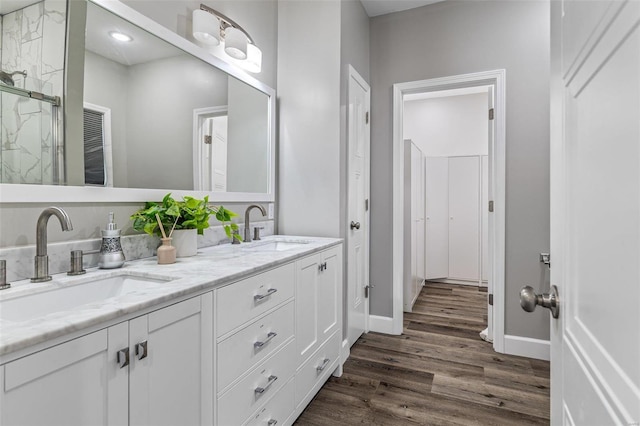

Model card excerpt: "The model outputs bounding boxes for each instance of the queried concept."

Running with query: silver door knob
[520,285,560,318]
[350,221,361,230]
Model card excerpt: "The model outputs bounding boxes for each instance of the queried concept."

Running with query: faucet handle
[68,250,86,276]
[253,226,264,241]
[0,260,10,290]
[231,229,241,245]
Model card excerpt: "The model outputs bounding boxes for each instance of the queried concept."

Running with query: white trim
[504,335,550,361]
[341,338,350,365]
[392,69,506,350]
[368,315,400,335]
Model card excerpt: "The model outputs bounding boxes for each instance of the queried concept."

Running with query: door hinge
[489,108,494,120]
[204,135,212,145]
[488,294,493,306]
[365,199,369,211]
[364,285,370,298]
[365,111,369,124]
[489,200,494,212]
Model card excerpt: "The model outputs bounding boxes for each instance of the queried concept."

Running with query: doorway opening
[392,70,506,353]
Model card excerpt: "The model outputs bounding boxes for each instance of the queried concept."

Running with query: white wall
[277,1,342,237]
[404,93,488,157]
[369,0,551,341]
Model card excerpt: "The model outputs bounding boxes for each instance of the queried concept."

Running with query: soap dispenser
[99,212,125,269]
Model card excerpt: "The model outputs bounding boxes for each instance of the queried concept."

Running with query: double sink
[0,238,311,325]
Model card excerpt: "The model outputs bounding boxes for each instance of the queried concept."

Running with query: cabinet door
[448,156,480,280]
[129,294,213,426]
[318,246,341,344]
[0,324,128,426]
[295,252,322,364]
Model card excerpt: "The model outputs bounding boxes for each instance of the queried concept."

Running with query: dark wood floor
[295,282,550,425]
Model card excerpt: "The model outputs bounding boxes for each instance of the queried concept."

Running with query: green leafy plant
[130,193,240,240]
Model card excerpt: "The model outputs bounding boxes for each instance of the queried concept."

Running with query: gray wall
[369,1,551,340]
[277,0,342,237]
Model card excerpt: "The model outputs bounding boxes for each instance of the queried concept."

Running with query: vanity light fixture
[109,31,133,42]
[191,4,262,73]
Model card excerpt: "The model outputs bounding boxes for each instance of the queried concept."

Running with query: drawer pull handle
[268,420,278,426]
[254,375,278,394]
[254,288,278,302]
[254,331,278,349]
[135,341,148,360]
[116,348,130,369]
[316,357,330,372]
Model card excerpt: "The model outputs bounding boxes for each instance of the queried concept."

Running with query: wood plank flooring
[295,282,550,425]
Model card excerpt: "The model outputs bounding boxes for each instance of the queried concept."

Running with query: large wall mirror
[0,0,275,203]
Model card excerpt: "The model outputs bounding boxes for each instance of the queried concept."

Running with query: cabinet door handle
[254,288,278,302]
[316,357,330,372]
[318,262,327,272]
[116,348,130,368]
[135,341,148,360]
[267,420,278,426]
[254,375,278,394]
[254,331,277,349]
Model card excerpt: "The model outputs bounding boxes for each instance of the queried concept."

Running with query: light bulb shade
[242,44,262,73]
[224,27,247,60]
[193,9,220,46]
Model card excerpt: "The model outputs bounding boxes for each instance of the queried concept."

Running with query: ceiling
[359,0,446,17]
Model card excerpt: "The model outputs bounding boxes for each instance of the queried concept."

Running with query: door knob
[350,221,361,230]
[520,285,560,318]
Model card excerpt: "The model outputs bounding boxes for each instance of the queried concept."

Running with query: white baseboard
[341,338,350,365]
[503,334,550,361]
[425,278,480,287]
[368,315,400,335]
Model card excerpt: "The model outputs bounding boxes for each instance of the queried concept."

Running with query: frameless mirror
[0,0,275,202]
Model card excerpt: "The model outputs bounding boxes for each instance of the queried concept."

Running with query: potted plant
[130,193,240,257]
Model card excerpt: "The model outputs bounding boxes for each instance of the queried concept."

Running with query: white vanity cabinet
[294,245,343,412]
[0,293,213,426]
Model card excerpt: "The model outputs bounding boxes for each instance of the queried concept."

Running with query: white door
[425,157,449,279]
[346,65,370,347]
[448,156,480,281]
[550,1,640,424]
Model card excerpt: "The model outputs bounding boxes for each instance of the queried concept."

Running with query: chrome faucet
[244,204,266,242]
[32,207,73,282]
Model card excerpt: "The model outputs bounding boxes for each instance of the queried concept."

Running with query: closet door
[448,156,480,281]
[425,157,449,279]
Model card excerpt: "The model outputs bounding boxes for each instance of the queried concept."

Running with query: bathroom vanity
[0,236,343,426]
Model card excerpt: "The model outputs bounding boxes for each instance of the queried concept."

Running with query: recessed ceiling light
[109,31,133,42]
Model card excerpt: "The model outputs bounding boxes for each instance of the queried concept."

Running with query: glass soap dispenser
[99,212,126,269]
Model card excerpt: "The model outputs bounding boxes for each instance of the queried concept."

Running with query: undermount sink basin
[0,274,172,323]
[243,239,311,252]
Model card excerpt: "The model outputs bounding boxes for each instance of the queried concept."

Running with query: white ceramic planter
[171,229,197,257]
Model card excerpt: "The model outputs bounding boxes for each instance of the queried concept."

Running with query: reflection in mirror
[0,0,66,185]
[82,1,270,193]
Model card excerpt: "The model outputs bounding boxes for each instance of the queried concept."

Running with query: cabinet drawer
[217,301,295,392]
[217,263,295,336]
[244,377,294,426]
[218,340,296,426]
[295,331,340,408]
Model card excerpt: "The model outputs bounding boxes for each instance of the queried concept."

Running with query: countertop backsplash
[0,220,274,282]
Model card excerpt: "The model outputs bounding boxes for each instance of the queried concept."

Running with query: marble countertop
[0,235,342,359]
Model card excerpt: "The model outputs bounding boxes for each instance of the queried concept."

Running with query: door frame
[192,106,228,191]
[345,64,371,348]
[391,69,506,352]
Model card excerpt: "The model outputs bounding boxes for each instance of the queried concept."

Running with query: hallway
[295,283,550,425]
